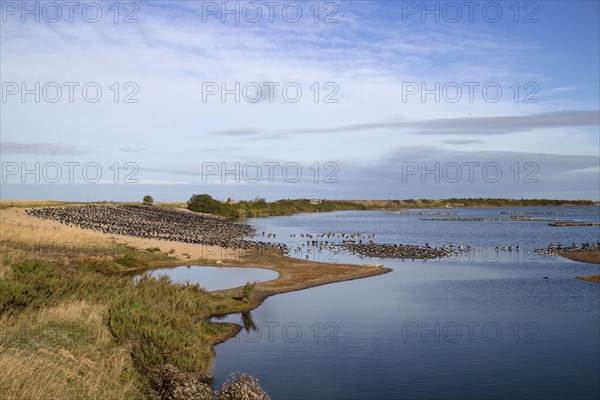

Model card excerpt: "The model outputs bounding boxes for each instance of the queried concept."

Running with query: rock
[154,364,212,400]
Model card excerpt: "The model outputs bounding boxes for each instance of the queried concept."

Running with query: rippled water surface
[213,207,599,399]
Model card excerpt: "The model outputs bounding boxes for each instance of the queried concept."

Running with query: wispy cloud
[0,141,90,155]
[1,2,598,200]
[283,110,600,136]
[442,139,484,145]
[380,146,599,173]
[211,128,262,137]
[543,86,581,94]
[118,147,146,153]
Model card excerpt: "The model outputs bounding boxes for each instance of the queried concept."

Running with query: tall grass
[0,302,144,399]
[0,259,129,315]
[0,253,237,398]
[108,275,228,378]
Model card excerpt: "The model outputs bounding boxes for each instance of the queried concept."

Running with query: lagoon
[213,207,600,399]
[143,265,279,292]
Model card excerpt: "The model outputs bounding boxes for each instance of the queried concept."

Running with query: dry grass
[1,205,391,316]
[0,207,241,270]
[1,207,116,278]
[0,200,78,209]
[1,205,390,307]
[0,200,187,210]
[0,302,143,400]
[0,207,114,246]
[0,203,392,398]
[207,249,391,315]
[0,206,144,398]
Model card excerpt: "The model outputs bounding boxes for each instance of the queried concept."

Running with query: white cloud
[1,1,598,199]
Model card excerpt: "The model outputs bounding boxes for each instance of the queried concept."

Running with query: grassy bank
[0,300,144,399]
[0,238,227,398]
[0,206,389,398]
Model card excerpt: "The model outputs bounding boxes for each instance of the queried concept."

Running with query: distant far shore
[339,198,598,208]
[0,197,597,219]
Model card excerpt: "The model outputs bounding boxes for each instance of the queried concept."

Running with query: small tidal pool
[139,265,279,291]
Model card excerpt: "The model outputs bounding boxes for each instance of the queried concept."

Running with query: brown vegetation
[576,275,600,283]
[0,302,144,399]
[0,203,390,398]
[561,250,600,265]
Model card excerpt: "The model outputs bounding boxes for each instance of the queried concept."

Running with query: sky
[1,0,599,201]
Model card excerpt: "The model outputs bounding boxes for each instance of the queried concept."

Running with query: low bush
[108,275,214,377]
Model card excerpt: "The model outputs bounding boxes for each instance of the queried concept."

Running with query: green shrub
[108,275,214,377]
[241,281,256,303]
[187,194,219,214]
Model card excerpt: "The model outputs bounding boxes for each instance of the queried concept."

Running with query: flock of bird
[534,241,600,256]
[25,205,598,262]
[276,232,475,260]
[26,205,285,252]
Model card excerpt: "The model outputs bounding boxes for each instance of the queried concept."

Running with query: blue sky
[1,0,599,201]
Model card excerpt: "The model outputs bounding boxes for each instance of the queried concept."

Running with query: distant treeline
[185,195,595,219]
[187,194,366,218]
[342,198,596,209]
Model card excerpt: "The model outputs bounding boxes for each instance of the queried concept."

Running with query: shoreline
[1,201,597,397]
[560,250,600,265]
[0,205,392,394]
[561,250,600,284]
[1,198,596,219]
[576,275,600,283]
[1,205,392,310]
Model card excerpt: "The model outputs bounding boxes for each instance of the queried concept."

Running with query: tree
[187,194,217,214]
[187,194,240,218]
[253,197,267,207]
[241,281,256,303]
[143,195,154,205]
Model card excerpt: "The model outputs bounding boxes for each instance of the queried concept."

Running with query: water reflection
[214,207,600,399]
[137,265,279,291]
[241,312,257,333]
[211,312,257,333]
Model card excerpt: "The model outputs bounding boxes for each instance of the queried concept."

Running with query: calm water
[143,266,278,291]
[213,207,600,399]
